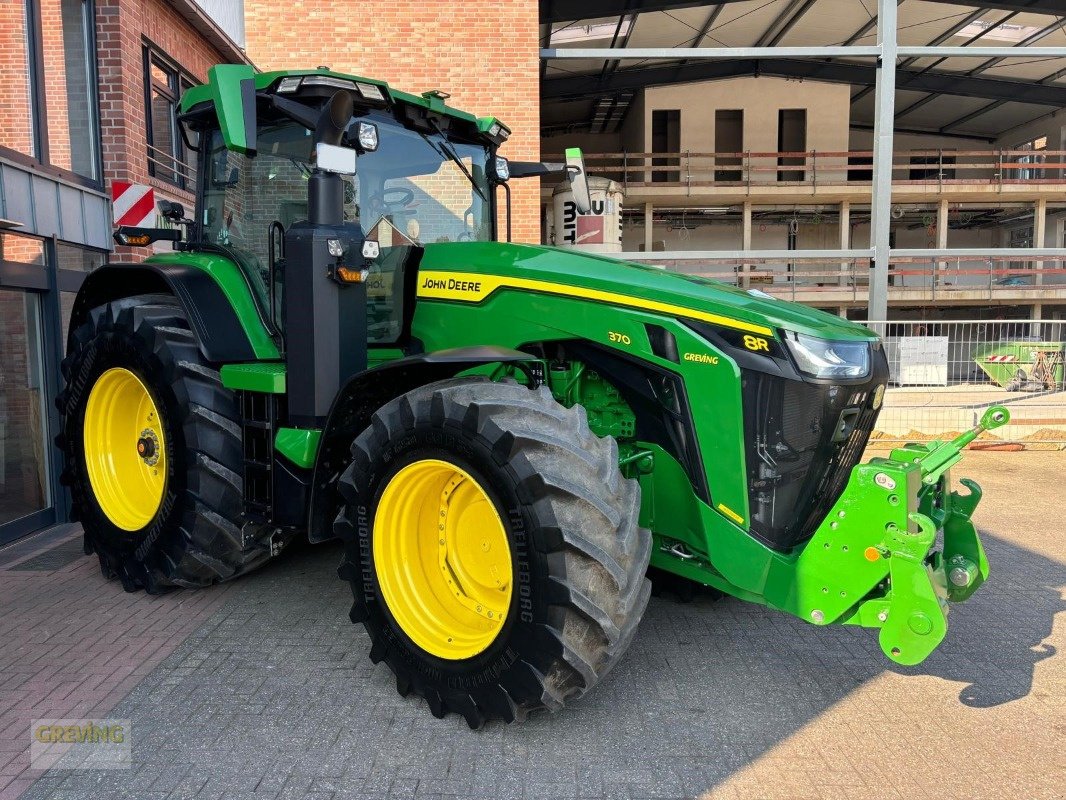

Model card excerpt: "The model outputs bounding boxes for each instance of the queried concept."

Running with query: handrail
[147,144,196,183]
[616,250,1066,299]
[542,149,1064,188]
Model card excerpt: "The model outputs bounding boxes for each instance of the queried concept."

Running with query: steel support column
[644,202,654,254]
[937,199,949,274]
[742,201,753,289]
[840,201,850,287]
[868,0,897,322]
[1034,198,1047,287]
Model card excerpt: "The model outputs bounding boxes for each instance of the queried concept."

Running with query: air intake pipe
[308,91,354,226]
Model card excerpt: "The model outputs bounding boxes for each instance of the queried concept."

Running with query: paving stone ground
[2,451,1063,800]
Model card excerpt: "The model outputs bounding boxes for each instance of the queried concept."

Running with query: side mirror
[316,143,357,176]
[565,147,591,215]
[158,200,187,222]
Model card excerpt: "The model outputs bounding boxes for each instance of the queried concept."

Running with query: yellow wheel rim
[374,459,513,660]
[83,368,167,531]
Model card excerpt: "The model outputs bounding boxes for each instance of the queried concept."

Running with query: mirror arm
[500,181,512,242]
[508,161,564,179]
[270,94,320,132]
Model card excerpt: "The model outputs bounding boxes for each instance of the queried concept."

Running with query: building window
[0,0,100,183]
[144,45,196,190]
[1015,135,1046,180]
[777,109,807,182]
[651,109,680,184]
[0,1,37,159]
[714,110,743,182]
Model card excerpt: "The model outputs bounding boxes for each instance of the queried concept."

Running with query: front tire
[57,294,268,592]
[335,378,652,727]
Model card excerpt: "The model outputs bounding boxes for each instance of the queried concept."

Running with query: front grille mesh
[742,373,881,550]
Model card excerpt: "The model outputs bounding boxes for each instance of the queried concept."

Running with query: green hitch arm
[917,405,1010,486]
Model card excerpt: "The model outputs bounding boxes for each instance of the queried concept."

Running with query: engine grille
[741,367,885,551]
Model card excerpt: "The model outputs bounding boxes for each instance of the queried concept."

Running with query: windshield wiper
[422,122,488,203]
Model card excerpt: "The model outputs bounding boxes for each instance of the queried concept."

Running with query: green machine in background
[974,341,1064,391]
[57,64,1003,728]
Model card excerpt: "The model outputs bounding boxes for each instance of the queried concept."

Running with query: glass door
[0,289,53,540]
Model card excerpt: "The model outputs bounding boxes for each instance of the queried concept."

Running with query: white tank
[549,177,623,253]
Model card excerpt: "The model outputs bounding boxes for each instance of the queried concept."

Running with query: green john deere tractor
[58,64,1006,727]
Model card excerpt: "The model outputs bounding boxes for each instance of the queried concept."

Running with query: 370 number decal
[608,331,632,345]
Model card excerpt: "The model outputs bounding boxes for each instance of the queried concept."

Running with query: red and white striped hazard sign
[111,182,156,228]
[984,355,1017,362]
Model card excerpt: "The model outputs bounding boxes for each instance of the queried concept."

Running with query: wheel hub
[82,368,167,531]
[374,459,513,660]
[136,430,159,465]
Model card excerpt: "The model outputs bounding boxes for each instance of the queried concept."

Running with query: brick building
[0,0,247,545]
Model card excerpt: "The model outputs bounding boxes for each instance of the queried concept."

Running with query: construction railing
[547,149,1066,190]
[626,253,1066,302]
[854,320,1065,446]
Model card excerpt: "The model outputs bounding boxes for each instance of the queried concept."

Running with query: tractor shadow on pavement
[885,532,1063,709]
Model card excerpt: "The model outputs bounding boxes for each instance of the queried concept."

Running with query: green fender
[69,255,280,363]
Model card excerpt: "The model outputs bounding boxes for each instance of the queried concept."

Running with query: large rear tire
[57,294,268,593]
[335,378,652,727]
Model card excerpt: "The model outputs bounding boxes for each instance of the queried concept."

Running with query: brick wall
[0,0,36,157]
[243,2,541,244]
[39,0,72,172]
[95,0,235,261]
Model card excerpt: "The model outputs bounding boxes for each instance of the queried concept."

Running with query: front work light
[494,156,509,181]
[357,122,379,151]
[782,331,870,379]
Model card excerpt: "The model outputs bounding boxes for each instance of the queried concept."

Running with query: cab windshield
[355,113,494,244]
[198,111,494,342]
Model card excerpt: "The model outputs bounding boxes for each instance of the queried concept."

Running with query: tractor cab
[186,73,499,351]
[174,66,589,425]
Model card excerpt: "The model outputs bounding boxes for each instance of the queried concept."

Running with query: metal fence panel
[858,320,1065,446]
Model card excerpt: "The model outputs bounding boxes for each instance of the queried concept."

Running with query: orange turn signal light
[335,266,368,283]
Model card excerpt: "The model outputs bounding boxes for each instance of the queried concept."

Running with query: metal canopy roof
[540,0,1066,138]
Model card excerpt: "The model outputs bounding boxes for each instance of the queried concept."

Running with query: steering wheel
[373,187,415,212]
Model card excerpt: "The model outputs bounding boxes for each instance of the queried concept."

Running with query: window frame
[142,41,197,191]
[0,0,104,190]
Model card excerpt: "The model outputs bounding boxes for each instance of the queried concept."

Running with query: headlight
[494,156,509,181]
[783,332,870,379]
[357,122,378,152]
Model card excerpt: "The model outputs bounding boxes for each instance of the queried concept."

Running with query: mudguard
[306,346,535,542]
[68,262,271,363]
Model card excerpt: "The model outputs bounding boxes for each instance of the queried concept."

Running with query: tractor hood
[419,241,876,342]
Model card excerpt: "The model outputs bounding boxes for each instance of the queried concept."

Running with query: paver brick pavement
[3,452,1063,799]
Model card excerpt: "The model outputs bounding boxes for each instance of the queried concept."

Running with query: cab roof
[180,64,509,154]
